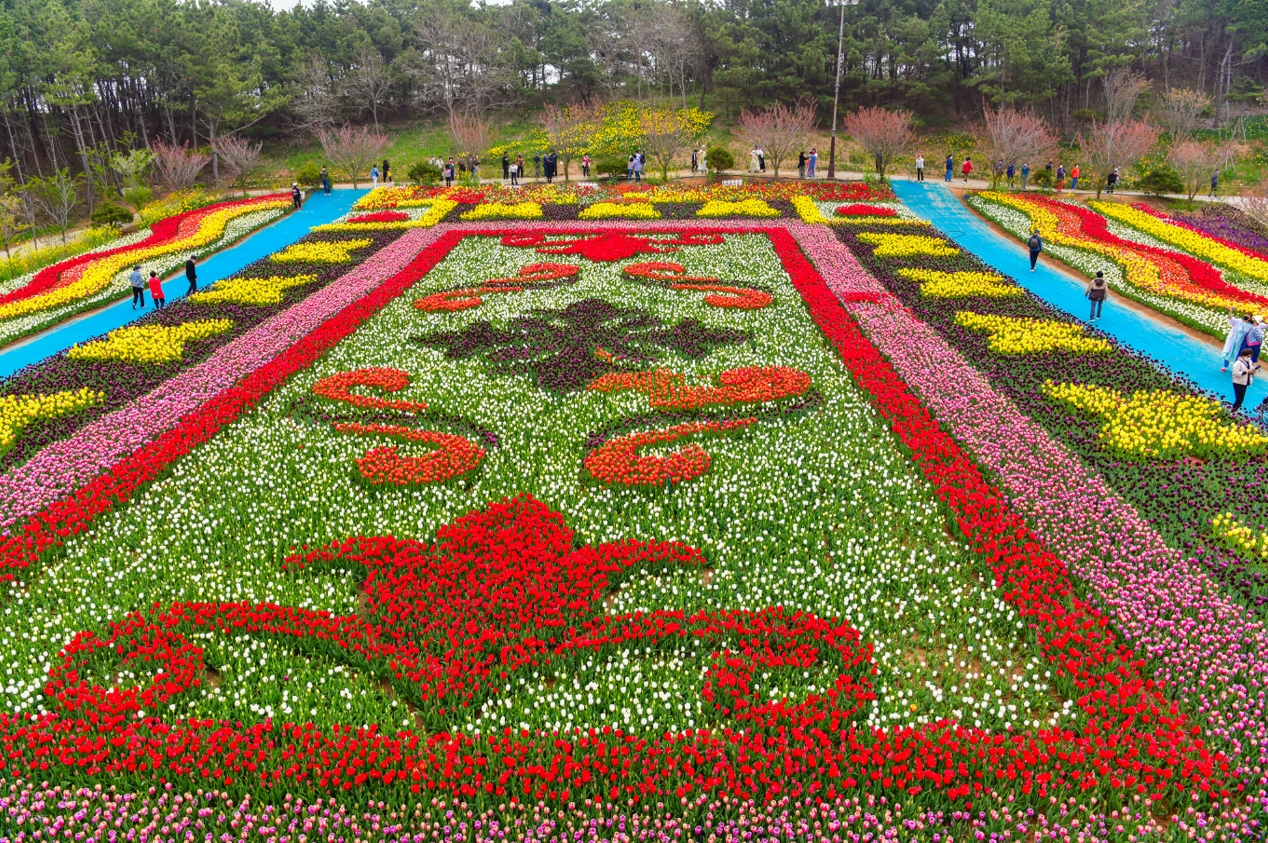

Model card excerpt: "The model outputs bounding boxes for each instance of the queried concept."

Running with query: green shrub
[705,146,735,173]
[1030,169,1055,189]
[90,202,134,228]
[294,161,322,188]
[1136,166,1184,196]
[593,155,630,179]
[408,161,442,186]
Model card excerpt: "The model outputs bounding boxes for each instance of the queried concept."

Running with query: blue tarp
[0,189,367,379]
[890,180,1266,409]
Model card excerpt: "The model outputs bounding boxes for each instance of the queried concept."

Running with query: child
[1232,348,1257,412]
[148,271,165,309]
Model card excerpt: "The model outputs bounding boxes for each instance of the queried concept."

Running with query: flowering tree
[734,101,816,179]
[640,107,707,180]
[1155,88,1211,143]
[211,135,263,195]
[150,141,210,192]
[538,100,602,181]
[974,108,1058,188]
[1169,140,1243,199]
[1243,188,1268,231]
[843,107,915,182]
[448,114,494,176]
[1077,120,1160,199]
[317,124,390,188]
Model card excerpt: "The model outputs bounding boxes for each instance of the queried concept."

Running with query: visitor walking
[1027,228,1043,271]
[945,154,954,182]
[1071,163,1080,190]
[444,158,455,187]
[798,150,807,180]
[1006,163,1015,188]
[995,159,1004,183]
[148,271,165,310]
[291,183,302,208]
[1086,271,1108,320]
[808,148,817,178]
[749,148,760,173]
[509,157,519,186]
[1107,168,1119,194]
[1221,311,1253,371]
[757,148,765,172]
[582,153,591,178]
[185,255,197,295]
[129,265,145,309]
[320,166,331,195]
[382,160,391,184]
[692,148,699,173]
[1244,315,1264,363]
[632,152,643,182]
[915,154,924,182]
[371,165,379,187]
[546,151,558,183]
[627,154,635,180]
[502,152,510,181]
[533,153,541,179]
[1056,163,1066,192]
[1232,348,1258,412]
[517,154,525,182]
[961,156,973,184]
[1210,170,1219,197]
[1021,163,1030,190]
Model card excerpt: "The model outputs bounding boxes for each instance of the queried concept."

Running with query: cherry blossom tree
[1155,88,1211,143]
[734,101,817,180]
[317,124,390,188]
[211,135,263,195]
[974,108,1058,188]
[538,99,602,181]
[150,141,210,192]
[1077,120,1160,199]
[843,106,915,182]
[447,114,494,176]
[1169,140,1243,200]
[640,108,700,181]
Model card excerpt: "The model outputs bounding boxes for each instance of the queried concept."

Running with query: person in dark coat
[1086,270,1108,320]
[185,255,198,295]
[291,183,302,208]
[1027,229,1043,271]
[502,152,510,180]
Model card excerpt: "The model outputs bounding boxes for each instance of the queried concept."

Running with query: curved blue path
[891,180,1266,408]
[0,189,366,379]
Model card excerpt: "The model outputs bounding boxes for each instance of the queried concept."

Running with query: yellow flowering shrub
[696,199,781,219]
[954,312,1111,354]
[1042,381,1268,459]
[0,198,290,321]
[1211,511,1268,560]
[67,319,233,365]
[899,268,1021,299]
[578,202,662,220]
[189,274,318,306]
[0,388,104,457]
[857,233,959,257]
[1093,202,1268,283]
[459,202,544,221]
[270,239,372,264]
[790,196,829,224]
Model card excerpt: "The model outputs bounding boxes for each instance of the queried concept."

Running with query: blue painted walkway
[0,189,366,379]
[891,180,1266,408]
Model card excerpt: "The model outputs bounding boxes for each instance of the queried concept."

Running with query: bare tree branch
[1102,68,1148,125]
[1077,120,1160,198]
[1154,88,1211,143]
[150,141,210,192]
[211,135,263,195]
[974,108,1058,189]
[1169,140,1244,200]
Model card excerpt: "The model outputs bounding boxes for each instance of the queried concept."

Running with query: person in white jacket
[1232,348,1258,412]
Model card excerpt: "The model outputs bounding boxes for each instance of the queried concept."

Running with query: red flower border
[0,225,1230,807]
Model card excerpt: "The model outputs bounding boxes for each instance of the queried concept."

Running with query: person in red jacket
[147,270,166,309]
[961,156,973,184]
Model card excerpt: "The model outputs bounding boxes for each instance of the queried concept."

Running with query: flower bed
[1096,201,1268,282]
[0,195,290,348]
[968,191,1263,337]
[0,228,405,484]
[0,216,1258,837]
[834,214,1268,681]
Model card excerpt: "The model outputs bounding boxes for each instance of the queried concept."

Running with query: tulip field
[0,184,1264,841]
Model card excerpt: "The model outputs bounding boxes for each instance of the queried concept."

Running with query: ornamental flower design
[412,298,749,393]
[500,231,725,262]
